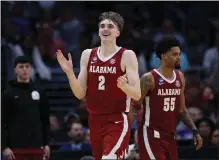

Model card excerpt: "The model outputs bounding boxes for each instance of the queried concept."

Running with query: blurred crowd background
[1,1,219,160]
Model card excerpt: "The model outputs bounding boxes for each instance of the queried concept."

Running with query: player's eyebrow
[173,51,181,54]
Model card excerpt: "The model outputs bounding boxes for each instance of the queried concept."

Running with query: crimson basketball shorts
[12,148,45,160]
[88,112,131,160]
[138,125,178,160]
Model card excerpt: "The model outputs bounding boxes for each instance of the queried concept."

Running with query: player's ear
[98,29,101,37]
[161,53,165,60]
[116,31,120,37]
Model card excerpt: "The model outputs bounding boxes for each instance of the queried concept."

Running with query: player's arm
[129,72,154,124]
[178,71,203,150]
[59,49,90,99]
[118,50,141,101]
[67,50,90,100]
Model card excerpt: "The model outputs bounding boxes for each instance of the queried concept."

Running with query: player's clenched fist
[56,50,73,74]
[117,74,128,89]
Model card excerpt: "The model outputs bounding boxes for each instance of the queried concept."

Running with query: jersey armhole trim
[87,48,97,69]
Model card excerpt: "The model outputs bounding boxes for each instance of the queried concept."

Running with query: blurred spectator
[203,31,219,72]
[64,111,89,133]
[153,19,186,50]
[59,121,92,151]
[125,129,138,159]
[200,86,218,120]
[64,112,80,126]
[136,27,154,75]
[195,118,216,146]
[184,76,202,107]
[80,156,95,160]
[55,5,84,67]
[203,31,219,92]
[37,22,66,65]
[186,26,207,67]
[49,114,69,143]
[50,114,60,133]
[84,129,91,145]
[76,100,89,131]
[10,28,52,80]
[38,1,55,11]
[209,129,219,147]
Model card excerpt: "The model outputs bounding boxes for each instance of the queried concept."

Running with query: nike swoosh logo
[115,121,122,124]
[159,83,164,85]
[91,61,96,64]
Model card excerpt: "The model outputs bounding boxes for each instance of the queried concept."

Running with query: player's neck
[100,41,119,57]
[158,66,174,79]
[17,77,30,83]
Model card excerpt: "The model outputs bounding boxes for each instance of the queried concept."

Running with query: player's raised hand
[117,74,128,89]
[3,148,15,160]
[193,130,203,150]
[56,50,73,73]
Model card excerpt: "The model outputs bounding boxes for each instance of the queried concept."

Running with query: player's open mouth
[103,33,110,37]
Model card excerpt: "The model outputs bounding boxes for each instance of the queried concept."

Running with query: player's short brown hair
[99,11,124,32]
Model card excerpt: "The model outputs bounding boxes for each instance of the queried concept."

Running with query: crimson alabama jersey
[141,69,182,134]
[86,47,131,114]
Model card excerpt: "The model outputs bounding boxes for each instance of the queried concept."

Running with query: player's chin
[22,74,30,79]
[101,36,113,41]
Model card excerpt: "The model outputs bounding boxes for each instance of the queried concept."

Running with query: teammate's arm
[118,50,141,101]
[178,71,203,150]
[57,49,90,100]
[129,73,154,124]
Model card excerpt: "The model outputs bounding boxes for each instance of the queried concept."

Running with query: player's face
[98,19,120,42]
[162,46,181,69]
[14,63,31,81]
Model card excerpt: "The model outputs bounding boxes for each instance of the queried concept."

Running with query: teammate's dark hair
[155,36,180,59]
[99,11,124,32]
[14,56,31,68]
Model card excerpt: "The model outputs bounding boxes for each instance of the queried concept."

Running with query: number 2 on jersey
[163,97,176,112]
[98,75,105,90]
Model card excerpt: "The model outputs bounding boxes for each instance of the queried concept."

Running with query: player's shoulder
[140,72,155,89]
[175,70,184,80]
[175,70,184,76]
[122,49,137,62]
[81,48,94,61]
[141,72,154,81]
[123,49,135,55]
[82,49,92,56]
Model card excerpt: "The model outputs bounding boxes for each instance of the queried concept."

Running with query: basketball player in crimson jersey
[130,37,203,160]
[57,11,141,160]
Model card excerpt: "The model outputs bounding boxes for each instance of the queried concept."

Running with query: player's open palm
[56,50,73,73]
[3,148,15,160]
